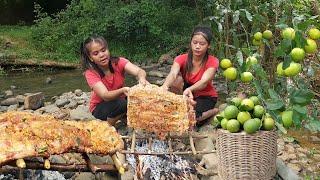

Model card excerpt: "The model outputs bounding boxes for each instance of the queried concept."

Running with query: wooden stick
[189,133,197,155]
[130,131,136,153]
[111,154,125,175]
[1,161,116,172]
[82,153,100,173]
[120,150,215,155]
[121,134,208,139]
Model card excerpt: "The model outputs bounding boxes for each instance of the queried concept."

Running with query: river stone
[0,106,8,112]
[73,172,95,180]
[38,104,60,114]
[148,70,166,78]
[7,104,18,111]
[24,92,44,110]
[276,158,300,180]
[15,95,25,104]
[1,97,18,106]
[4,90,14,97]
[55,99,70,107]
[45,77,52,84]
[69,105,95,120]
[74,89,83,96]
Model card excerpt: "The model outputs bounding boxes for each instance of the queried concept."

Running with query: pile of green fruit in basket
[212,95,275,134]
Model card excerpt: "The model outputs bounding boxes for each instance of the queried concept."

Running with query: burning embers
[126,139,196,180]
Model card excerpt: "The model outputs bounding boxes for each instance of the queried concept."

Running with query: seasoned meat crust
[0,111,124,165]
[127,84,196,139]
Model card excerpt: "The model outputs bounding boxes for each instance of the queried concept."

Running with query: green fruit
[284,62,302,77]
[304,38,318,54]
[224,105,239,119]
[252,39,262,46]
[249,96,260,105]
[230,97,242,107]
[262,30,273,39]
[253,118,262,128]
[227,119,240,133]
[240,98,255,111]
[254,32,263,41]
[263,117,275,131]
[290,48,305,62]
[282,27,295,40]
[223,67,237,80]
[211,116,220,127]
[253,105,265,118]
[246,56,258,68]
[221,118,229,130]
[240,72,253,83]
[308,28,320,40]
[276,62,285,76]
[220,58,232,69]
[237,111,251,125]
[282,111,293,128]
[243,119,260,134]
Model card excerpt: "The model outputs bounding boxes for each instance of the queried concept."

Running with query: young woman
[80,35,148,125]
[161,26,219,126]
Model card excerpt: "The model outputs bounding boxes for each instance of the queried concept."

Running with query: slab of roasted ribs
[0,111,124,165]
[127,84,196,139]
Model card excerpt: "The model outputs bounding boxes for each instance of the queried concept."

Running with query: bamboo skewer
[130,131,136,153]
[189,133,197,155]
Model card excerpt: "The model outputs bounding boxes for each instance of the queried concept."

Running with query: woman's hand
[122,87,130,96]
[138,78,149,86]
[183,88,196,106]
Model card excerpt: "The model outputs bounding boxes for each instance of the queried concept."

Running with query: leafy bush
[31,0,198,63]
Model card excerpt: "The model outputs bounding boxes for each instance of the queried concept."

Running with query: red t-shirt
[85,57,129,112]
[175,54,219,98]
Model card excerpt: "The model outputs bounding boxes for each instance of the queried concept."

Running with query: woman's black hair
[184,26,213,78]
[80,35,119,78]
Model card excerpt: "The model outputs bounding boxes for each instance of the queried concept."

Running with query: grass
[0,25,77,63]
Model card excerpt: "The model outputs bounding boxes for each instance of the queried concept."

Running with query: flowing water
[0,69,136,100]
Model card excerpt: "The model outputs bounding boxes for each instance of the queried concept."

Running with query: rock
[7,104,19,111]
[24,92,45,110]
[38,104,60,114]
[45,77,52,84]
[148,70,166,78]
[55,99,70,107]
[4,90,14,97]
[74,89,83,96]
[120,165,134,180]
[10,85,16,89]
[73,172,95,180]
[158,54,173,65]
[287,163,302,172]
[65,100,78,109]
[310,135,320,143]
[154,79,165,86]
[201,153,219,170]
[0,106,8,112]
[1,97,18,106]
[276,158,300,180]
[15,95,25,104]
[69,105,95,120]
[49,155,67,164]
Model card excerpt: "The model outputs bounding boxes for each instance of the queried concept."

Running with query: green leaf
[304,118,320,132]
[243,9,252,21]
[275,121,287,134]
[265,99,285,110]
[292,110,302,128]
[268,88,279,99]
[293,105,307,115]
[290,89,314,105]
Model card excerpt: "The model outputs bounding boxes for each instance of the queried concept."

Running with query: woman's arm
[161,62,181,90]
[92,82,129,101]
[183,67,216,95]
[124,62,148,85]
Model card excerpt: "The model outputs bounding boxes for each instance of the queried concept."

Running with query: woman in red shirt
[80,35,148,125]
[162,26,219,126]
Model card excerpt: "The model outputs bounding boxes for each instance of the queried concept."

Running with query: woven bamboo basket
[216,129,278,180]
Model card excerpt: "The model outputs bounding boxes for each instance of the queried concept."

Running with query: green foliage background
[31,0,199,62]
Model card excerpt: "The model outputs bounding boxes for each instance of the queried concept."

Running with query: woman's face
[190,34,210,57]
[87,41,110,67]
